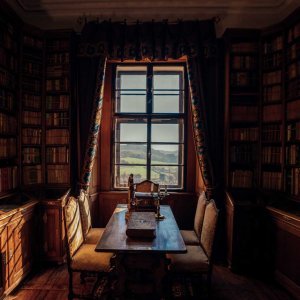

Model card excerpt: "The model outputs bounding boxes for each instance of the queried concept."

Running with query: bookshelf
[260,31,284,192]
[285,20,300,200]
[224,29,260,190]
[45,32,72,186]
[0,15,19,195]
[20,26,44,186]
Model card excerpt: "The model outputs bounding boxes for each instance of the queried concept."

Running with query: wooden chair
[135,179,159,192]
[167,199,219,296]
[78,189,104,244]
[63,196,113,299]
[180,191,207,245]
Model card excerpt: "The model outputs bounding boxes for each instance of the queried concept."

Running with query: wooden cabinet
[39,189,70,263]
[225,191,270,275]
[0,199,37,297]
[267,206,300,299]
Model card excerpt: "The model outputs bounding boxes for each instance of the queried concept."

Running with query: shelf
[262,100,283,105]
[261,141,282,145]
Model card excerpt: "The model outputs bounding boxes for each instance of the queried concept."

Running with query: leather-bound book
[126,212,156,239]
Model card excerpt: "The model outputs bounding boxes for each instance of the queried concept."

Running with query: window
[113,64,186,189]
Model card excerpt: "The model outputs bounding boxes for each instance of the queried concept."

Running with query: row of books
[0,113,17,134]
[262,53,282,69]
[46,95,69,110]
[23,35,43,49]
[46,65,69,77]
[0,30,17,51]
[286,145,300,165]
[262,146,282,164]
[231,42,257,53]
[47,53,70,66]
[287,23,300,43]
[262,171,282,191]
[0,89,14,110]
[22,94,41,109]
[23,60,42,77]
[0,138,16,158]
[262,70,281,85]
[22,165,42,185]
[0,48,18,72]
[231,55,256,69]
[262,124,282,142]
[47,40,69,51]
[46,112,69,126]
[0,68,15,88]
[263,36,283,54]
[0,166,17,192]
[230,170,253,188]
[22,77,41,93]
[287,61,300,80]
[287,122,300,141]
[22,111,41,125]
[22,147,41,164]
[286,168,300,196]
[263,104,282,122]
[230,127,258,141]
[231,106,258,122]
[287,43,300,62]
[46,165,69,184]
[46,78,69,92]
[286,78,300,99]
[230,72,257,87]
[46,146,69,163]
[287,100,300,120]
[46,129,69,144]
[22,128,42,144]
[230,145,257,163]
[263,85,281,103]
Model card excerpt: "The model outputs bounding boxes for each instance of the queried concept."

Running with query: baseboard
[275,270,300,300]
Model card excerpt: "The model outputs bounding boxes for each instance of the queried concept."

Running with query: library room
[0,0,299,299]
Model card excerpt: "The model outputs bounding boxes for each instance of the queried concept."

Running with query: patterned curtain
[77,20,219,198]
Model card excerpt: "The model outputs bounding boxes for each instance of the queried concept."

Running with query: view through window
[113,64,186,189]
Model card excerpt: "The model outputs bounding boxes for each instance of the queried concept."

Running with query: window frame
[111,62,188,191]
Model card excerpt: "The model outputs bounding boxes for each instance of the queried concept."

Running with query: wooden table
[95,204,186,298]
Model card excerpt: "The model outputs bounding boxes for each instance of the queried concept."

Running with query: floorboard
[5,264,294,300]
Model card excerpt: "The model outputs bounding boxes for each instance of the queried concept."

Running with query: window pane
[117,122,147,142]
[115,165,147,187]
[118,73,147,90]
[153,95,182,113]
[151,166,182,187]
[152,123,182,143]
[117,143,147,165]
[116,94,146,113]
[151,144,181,165]
[153,74,180,90]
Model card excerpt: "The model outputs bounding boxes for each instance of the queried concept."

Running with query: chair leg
[68,270,74,300]
[207,271,212,299]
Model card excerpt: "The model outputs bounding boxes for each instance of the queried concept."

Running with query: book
[126,212,156,239]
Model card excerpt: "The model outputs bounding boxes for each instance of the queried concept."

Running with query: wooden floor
[5,264,294,300]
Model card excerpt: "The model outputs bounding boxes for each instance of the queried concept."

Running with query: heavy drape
[77,20,220,200]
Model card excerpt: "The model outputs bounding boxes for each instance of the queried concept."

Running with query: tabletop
[95,204,186,254]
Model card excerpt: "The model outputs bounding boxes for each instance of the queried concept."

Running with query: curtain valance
[78,20,215,60]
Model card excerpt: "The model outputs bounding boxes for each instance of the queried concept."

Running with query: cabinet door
[7,220,18,288]
[0,225,8,294]
[42,207,62,260]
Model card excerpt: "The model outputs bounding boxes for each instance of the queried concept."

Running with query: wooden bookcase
[260,30,284,192]
[285,20,300,201]
[45,31,72,187]
[0,12,19,197]
[20,25,44,187]
[224,29,260,191]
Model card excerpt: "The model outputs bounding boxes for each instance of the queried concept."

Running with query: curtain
[77,20,220,200]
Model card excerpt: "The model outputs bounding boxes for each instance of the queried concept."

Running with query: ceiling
[5,0,300,36]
